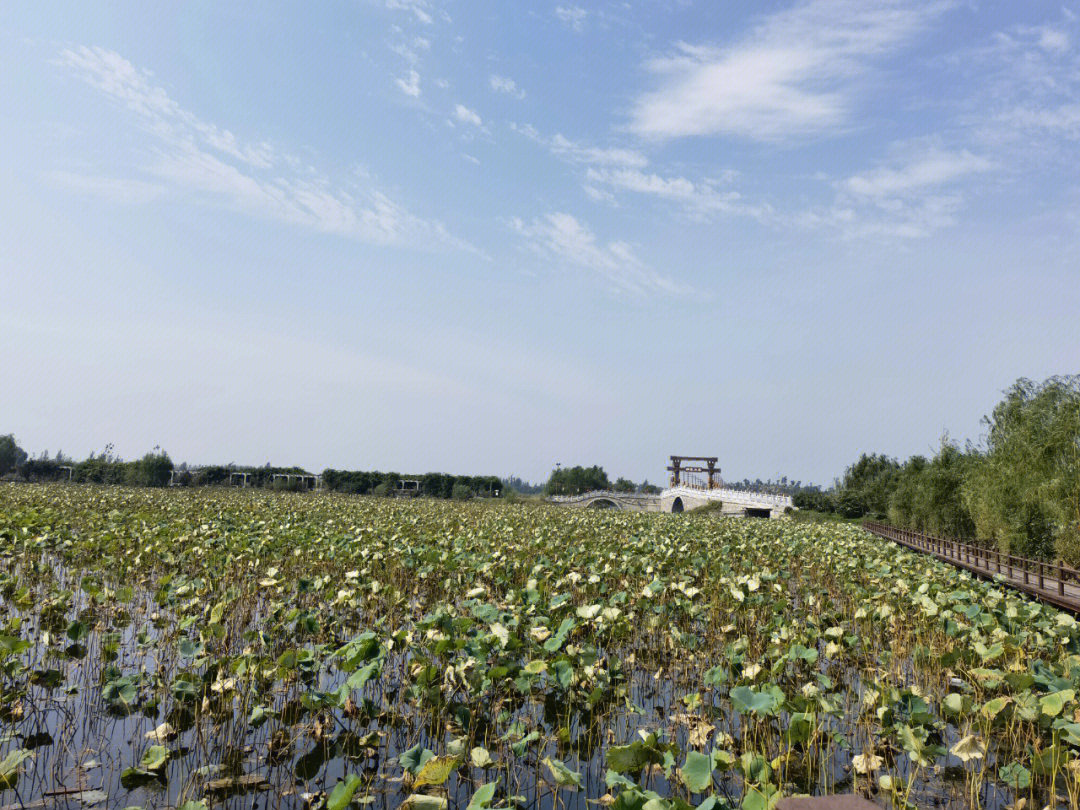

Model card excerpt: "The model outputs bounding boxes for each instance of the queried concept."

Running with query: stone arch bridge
[546,455,794,518]
[548,485,793,518]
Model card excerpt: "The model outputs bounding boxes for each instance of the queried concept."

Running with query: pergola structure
[667,456,722,490]
[271,473,319,490]
[229,471,253,487]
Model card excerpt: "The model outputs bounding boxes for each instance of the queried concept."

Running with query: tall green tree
[836,453,900,518]
[0,435,28,476]
[963,377,1080,561]
[544,465,610,496]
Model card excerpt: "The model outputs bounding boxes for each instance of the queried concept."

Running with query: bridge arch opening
[588,498,619,510]
[670,497,684,513]
[745,507,771,519]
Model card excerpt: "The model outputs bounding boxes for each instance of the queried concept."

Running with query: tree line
[0,439,506,500]
[321,469,502,500]
[542,465,662,496]
[796,376,1080,564]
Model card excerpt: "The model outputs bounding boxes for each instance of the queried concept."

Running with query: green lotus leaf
[399,745,436,776]
[0,749,32,789]
[729,685,782,717]
[681,751,713,793]
[466,782,498,810]
[140,745,169,771]
[543,757,583,789]
[998,761,1032,789]
[327,774,364,810]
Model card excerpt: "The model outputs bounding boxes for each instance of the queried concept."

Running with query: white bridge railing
[664,485,793,509]
[548,490,654,503]
[548,486,793,509]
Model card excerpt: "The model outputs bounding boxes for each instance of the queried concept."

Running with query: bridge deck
[864,522,1080,613]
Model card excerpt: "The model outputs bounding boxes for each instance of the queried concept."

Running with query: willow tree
[964,377,1080,562]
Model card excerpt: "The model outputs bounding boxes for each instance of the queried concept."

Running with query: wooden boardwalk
[864,522,1080,613]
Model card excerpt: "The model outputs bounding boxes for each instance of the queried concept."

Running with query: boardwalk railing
[864,521,1080,612]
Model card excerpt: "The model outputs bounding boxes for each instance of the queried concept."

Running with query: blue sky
[2,1,1078,486]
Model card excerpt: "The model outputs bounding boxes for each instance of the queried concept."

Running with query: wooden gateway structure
[667,456,722,490]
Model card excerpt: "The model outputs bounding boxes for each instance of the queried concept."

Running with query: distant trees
[544,465,610,496]
[888,442,975,539]
[0,435,27,477]
[791,487,835,513]
[613,477,636,493]
[639,479,662,495]
[502,475,544,495]
[835,453,901,519]
[126,449,174,488]
[321,469,502,499]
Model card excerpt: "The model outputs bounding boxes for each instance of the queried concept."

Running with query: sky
[1,1,1078,487]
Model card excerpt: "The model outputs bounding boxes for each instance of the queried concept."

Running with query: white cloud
[584,166,771,222]
[1024,25,1070,54]
[511,123,648,168]
[386,0,433,24]
[842,149,993,198]
[489,74,525,99]
[796,193,967,239]
[509,212,689,297]
[798,146,994,239]
[454,104,483,127]
[629,0,953,141]
[967,20,1080,150]
[57,45,475,252]
[582,185,616,203]
[390,42,422,64]
[395,69,422,97]
[555,5,588,32]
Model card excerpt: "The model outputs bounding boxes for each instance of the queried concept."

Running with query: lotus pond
[2,484,1080,810]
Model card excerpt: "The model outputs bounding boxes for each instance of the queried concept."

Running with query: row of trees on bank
[797,376,1080,563]
[11,443,176,488]
[1,438,506,499]
[321,469,502,499]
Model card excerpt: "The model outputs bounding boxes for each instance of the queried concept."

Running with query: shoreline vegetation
[796,376,1079,565]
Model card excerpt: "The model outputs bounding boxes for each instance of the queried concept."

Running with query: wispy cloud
[800,145,993,239]
[968,19,1080,151]
[454,104,483,127]
[629,0,953,141]
[57,45,475,251]
[395,69,422,97]
[554,5,588,33]
[385,0,434,25]
[511,123,647,168]
[584,167,771,222]
[509,212,689,297]
[841,148,992,198]
[489,74,525,99]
